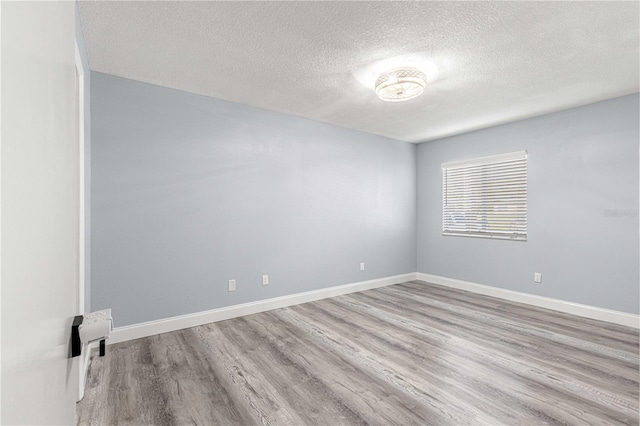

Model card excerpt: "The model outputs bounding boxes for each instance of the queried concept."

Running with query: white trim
[75,40,87,403]
[0,2,3,420]
[106,271,638,346]
[416,273,639,329]
[109,273,418,344]
[75,41,85,317]
[442,150,527,169]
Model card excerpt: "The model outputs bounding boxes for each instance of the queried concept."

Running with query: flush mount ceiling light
[375,67,427,102]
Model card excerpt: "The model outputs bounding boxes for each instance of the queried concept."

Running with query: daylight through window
[442,151,527,240]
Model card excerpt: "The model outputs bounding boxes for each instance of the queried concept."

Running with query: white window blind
[442,151,527,241]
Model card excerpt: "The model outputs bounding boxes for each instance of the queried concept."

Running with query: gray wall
[91,72,417,327]
[417,94,639,315]
[76,2,91,313]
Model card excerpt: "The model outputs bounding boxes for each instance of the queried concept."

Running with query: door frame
[75,39,87,402]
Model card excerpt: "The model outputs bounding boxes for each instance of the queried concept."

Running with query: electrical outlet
[360,262,365,271]
[228,279,236,292]
[534,272,542,283]
[262,274,269,286]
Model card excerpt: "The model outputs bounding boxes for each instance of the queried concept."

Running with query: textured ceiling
[78,1,639,143]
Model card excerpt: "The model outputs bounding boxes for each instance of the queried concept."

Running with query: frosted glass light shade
[375,68,427,102]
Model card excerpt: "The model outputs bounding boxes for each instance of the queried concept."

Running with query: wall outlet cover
[228,279,236,292]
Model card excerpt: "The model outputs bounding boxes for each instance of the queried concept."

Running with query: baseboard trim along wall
[109,272,418,344]
[109,271,638,345]
[417,273,639,329]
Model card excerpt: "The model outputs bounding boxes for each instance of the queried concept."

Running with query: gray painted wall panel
[417,94,639,314]
[91,73,417,327]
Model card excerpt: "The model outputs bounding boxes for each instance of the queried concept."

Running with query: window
[442,151,527,241]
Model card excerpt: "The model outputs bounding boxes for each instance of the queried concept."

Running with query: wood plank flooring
[77,281,640,425]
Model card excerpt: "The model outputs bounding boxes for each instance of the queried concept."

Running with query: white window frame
[442,151,527,241]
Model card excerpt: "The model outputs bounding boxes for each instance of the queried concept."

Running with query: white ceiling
[78,1,639,143]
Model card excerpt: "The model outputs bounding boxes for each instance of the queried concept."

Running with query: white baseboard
[416,273,639,329]
[107,271,638,345]
[109,272,418,344]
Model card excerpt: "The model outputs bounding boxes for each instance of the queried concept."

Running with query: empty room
[1,1,639,425]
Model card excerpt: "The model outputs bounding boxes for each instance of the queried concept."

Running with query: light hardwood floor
[78,281,640,425]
